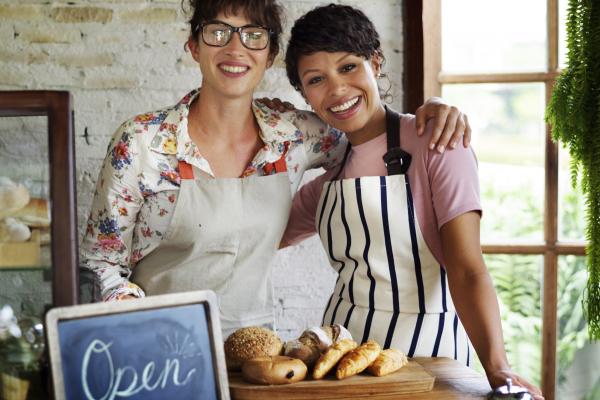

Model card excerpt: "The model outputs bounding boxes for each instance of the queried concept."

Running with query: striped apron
[318,107,472,365]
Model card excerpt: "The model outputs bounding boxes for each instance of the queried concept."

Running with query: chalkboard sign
[46,290,230,400]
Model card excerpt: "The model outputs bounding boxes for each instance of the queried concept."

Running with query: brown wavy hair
[184,0,284,61]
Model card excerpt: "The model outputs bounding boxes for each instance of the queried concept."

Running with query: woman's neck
[345,105,387,146]
[189,85,258,144]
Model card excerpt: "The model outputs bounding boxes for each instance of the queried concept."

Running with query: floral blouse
[80,89,346,301]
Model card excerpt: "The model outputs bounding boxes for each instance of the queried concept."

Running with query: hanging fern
[546,0,600,340]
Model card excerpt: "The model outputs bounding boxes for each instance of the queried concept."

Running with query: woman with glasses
[80,0,471,337]
[281,4,543,398]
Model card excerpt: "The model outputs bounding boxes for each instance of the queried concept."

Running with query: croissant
[366,348,407,377]
[312,338,358,379]
[336,340,381,380]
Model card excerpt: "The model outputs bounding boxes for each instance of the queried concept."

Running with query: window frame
[408,1,587,399]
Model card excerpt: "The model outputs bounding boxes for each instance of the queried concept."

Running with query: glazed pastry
[224,326,283,371]
[336,340,381,380]
[284,324,353,367]
[366,348,407,377]
[312,338,358,379]
[242,355,307,385]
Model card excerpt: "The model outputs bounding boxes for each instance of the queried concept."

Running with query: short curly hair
[185,0,284,61]
[285,3,384,91]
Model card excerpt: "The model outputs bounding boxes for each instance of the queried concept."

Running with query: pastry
[284,324,353,368]
[13,198,50,228]
[312,338,358,379]
[366,348,407,377]
[0,218,31,243]
[0,177,30,219]
[224,326,283,371]
[241,355,307,385]
[336,340,381,379]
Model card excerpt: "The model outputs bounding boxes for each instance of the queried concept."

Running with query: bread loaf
[241,355,307,385]
[224,326,283,371]
[284,324,353,368]
[312,338,358,379]
[336,340,381,379]
[366,348,407,377]
[0,177,30,219]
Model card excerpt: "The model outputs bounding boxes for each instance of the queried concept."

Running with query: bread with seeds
[224,326,283,371]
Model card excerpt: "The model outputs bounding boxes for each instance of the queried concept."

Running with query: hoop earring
[377,72,393,104]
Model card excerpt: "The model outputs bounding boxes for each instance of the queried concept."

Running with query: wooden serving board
[229,360,435,399]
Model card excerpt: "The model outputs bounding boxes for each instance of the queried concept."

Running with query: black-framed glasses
[200,21,272,50]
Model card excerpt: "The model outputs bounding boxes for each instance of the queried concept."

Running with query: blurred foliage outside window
[440,0,595,397]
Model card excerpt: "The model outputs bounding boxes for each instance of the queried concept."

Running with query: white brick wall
[0,0,403,340]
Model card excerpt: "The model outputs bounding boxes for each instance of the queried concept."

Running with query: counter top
[229,356,492,399]
[408,357,491,399]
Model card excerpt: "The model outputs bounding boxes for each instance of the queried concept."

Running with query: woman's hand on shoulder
[415,97,471,153]
[486,368,544,400]
[257,97,296,112]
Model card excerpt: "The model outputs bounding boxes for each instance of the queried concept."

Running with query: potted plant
[0,306,44,400]
[546,0,600,340]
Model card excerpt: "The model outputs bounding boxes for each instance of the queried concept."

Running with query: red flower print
[131,249,144,264]
[320,135,334,153]
[118,207,128,216]
[168,194,176,203]
[142,226,152,238]
[97,233,124,252]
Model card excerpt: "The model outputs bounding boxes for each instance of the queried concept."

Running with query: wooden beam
[403,0,425,113]
[439,71,560,84]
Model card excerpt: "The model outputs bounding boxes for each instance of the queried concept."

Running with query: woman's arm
[440,212,543,399]
[259,96,471,154]
[80,122,145,301]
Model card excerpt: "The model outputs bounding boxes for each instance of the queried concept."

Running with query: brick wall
[0,0,403,340]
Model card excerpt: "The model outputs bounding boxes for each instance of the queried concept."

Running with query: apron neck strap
[178,141,290,181]
[383,105,411,175]
[263,141,289,175]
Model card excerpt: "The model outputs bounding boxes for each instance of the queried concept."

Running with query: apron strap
[177,141,290,180]
[263,141,289,175]
[178,160,195,180]
[382,105,412,176]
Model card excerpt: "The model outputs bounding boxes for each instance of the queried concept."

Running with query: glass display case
[0,91,78,399]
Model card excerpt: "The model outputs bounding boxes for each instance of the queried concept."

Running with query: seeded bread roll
[336,340,381,379]
[242,355,307,385]
[224,326,283,371]
[366,348,408,377]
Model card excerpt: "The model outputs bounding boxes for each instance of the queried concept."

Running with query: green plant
[546,0,600,340]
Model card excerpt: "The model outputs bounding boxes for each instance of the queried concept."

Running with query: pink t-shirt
[282,114,481,266]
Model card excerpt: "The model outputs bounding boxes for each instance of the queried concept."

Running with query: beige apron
[131,157,291,338]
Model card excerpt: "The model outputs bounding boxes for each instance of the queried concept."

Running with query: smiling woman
[281,3,543,398]
[78,0,473,341]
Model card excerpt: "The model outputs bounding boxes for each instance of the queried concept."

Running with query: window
[414,1,593,399]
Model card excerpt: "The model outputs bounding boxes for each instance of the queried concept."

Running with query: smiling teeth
[220,65,248,73]
[330,97,359,113]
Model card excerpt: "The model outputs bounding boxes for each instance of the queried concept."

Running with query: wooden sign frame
[45,290,230,400]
